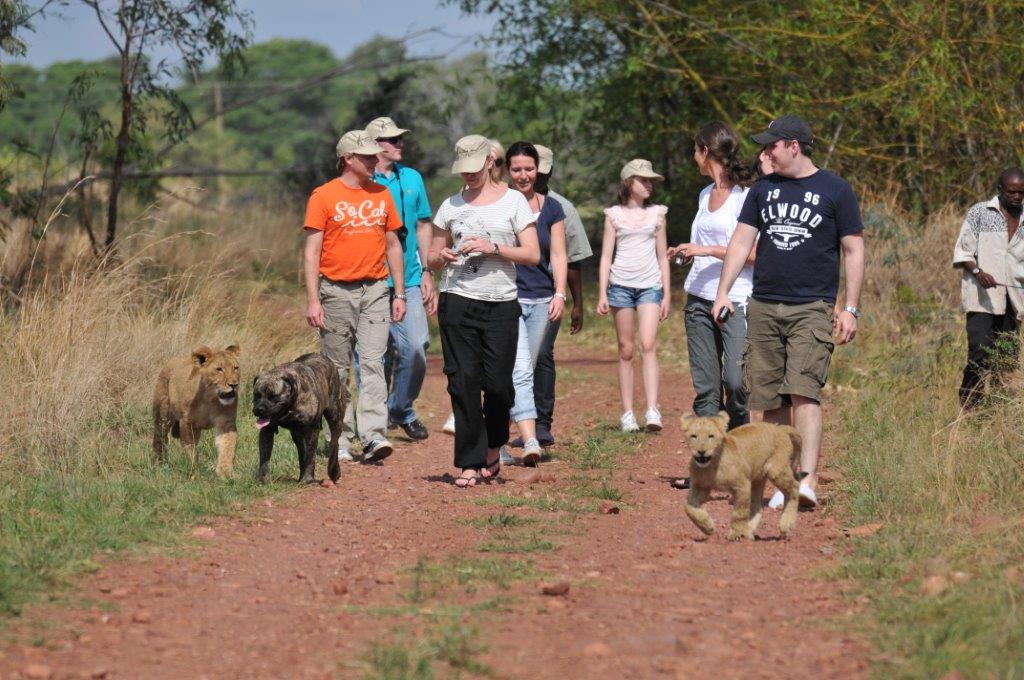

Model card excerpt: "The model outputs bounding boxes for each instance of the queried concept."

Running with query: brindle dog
[252,352,345,484]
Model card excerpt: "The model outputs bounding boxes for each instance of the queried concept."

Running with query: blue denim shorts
[607,283,663,308]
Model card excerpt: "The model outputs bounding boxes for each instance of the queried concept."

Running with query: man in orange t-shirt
[303,129,406,463]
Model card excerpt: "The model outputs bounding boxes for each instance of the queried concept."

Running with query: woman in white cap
[429,134,541,487]
[441,137,510,439]
[596,159,671,433]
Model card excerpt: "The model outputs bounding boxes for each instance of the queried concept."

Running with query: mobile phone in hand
[716,307,732,323]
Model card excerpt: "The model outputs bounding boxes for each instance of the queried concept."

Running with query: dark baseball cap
[751,114,814,146]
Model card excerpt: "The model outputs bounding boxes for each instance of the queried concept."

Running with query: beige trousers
[319,277,390,448]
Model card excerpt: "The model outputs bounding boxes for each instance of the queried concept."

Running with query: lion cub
[152,344,241,479]
[682,412,801,541]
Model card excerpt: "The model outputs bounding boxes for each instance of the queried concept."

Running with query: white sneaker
[620,411,641,433]
[522,438,542,467]
[644,407,663,432]
[499,445,516,465]
[798,482,818,508]
[768,483,818,510]
[442,413,456,435]
[337,445,355,463]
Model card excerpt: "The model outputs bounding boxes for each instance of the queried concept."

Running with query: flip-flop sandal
[480,458,501,480]
[454,472,479,488]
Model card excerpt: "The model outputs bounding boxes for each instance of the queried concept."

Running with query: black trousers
[438,293,520,469]
[533,318,561,432]
[959,310,1020,407]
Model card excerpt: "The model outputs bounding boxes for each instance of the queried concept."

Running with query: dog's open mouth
[255,417,271,429]
[692,454,712,468]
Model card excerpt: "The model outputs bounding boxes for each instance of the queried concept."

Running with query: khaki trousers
[319,277,390,448]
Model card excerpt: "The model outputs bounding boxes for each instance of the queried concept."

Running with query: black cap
[751,114,814,146]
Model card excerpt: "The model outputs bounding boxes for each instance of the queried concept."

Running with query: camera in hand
[716,306,732,323]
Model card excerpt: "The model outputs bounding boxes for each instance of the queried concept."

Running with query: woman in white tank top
[596,159,671,433]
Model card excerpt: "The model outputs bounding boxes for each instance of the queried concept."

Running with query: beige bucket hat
[620,158,664,182]
[365,116,410,140]
[535,144,554,174]
[451,134,492,174]
[336,130,384,157]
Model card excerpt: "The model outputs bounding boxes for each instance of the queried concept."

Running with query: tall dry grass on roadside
[0,193,315,477]
[0,199,320,617]
[827,200,1024,677]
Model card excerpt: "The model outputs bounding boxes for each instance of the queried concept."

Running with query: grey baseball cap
[751,115,814,146]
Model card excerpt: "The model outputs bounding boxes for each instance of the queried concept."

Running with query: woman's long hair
[695,121,754,188]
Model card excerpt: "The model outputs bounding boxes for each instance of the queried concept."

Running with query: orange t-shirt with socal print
[303,178,403,282]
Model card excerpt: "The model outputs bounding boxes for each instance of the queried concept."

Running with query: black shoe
[536,429,555,447]
[400,418,429,441]
[362,439,393,463]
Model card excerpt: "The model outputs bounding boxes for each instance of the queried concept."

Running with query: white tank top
[684,184,753,303]
[606,204,666,289]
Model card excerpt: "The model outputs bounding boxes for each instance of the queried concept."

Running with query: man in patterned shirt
[952,167,1024,408]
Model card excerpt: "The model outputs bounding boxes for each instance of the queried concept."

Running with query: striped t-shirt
[433,188,536,302]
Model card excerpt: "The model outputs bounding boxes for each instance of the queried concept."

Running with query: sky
[15,0,496,67]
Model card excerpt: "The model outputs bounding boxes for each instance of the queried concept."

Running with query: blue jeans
[386,284,429,424]
[346,285,429,436]
[510,301,553,423]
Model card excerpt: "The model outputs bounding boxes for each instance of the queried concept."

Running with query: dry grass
[826,201,1024,677]
[0,198,317,617]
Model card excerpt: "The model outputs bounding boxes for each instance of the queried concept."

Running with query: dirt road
[0,351,866,679]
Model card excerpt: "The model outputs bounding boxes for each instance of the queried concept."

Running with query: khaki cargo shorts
[741,298,835,410]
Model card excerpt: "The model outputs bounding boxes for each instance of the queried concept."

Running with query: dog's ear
[283,373,299,399]
[224,344,241,358]
[716,411,730,431]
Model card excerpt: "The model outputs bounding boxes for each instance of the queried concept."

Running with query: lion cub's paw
[728,529,753,541]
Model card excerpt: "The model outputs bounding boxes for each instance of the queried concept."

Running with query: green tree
[79,0,253,248]
[452,0,1024,214]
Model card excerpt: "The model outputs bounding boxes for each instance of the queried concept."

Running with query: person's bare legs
[636,303,661,411]
[764,397,819,488]
[612,307,636,415]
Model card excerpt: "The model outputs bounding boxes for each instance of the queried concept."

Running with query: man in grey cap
[712,114,865,510]
[510,144,592,447]
[343,116,435,451]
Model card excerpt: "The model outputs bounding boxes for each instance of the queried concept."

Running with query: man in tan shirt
[951,167,1024,408]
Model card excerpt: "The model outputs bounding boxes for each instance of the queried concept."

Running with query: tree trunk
[105,58,133,251]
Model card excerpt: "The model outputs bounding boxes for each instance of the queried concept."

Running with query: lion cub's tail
[781,425,802,473]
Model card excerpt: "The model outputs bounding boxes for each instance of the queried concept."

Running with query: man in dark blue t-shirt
[712,114,865,511]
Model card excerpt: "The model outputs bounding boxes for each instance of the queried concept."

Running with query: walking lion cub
[152,344,241,479]
[681,412,801,541]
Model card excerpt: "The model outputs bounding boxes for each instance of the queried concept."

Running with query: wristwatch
[843,306,862,318]
[394,293,407,301]
[492,242,500,255]
[554,292,567,300]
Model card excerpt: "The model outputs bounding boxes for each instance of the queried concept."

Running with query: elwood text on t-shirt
[304,178,403,282]
[737,169,863,303]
